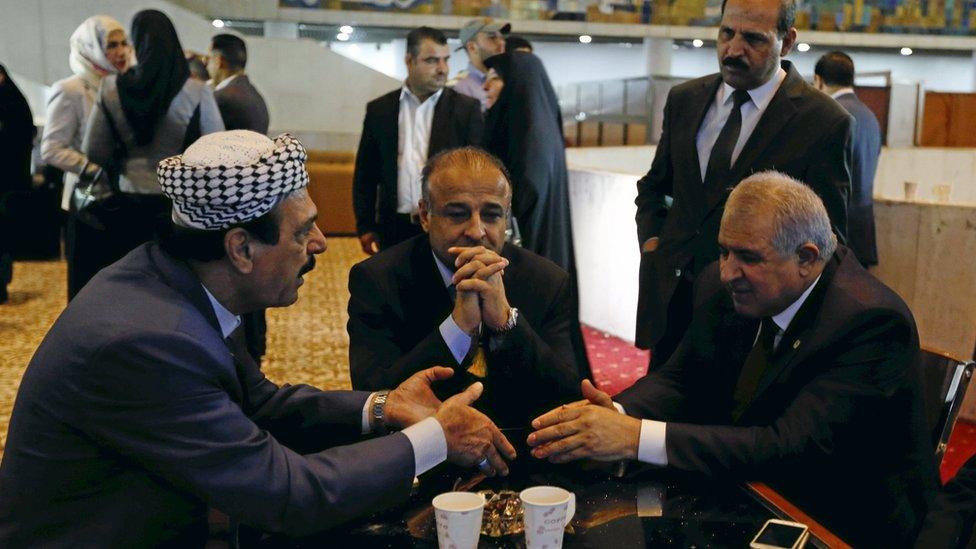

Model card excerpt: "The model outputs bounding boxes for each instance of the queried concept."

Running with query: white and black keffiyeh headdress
[157,130,309,230]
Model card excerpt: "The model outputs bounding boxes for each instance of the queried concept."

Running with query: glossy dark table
[276,455,849,548]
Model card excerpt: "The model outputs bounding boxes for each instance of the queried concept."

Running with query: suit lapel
[428,89,451,157]
[746,254,840,407]
[147,243,246,402]
[703,62,802,215]
[382,92,401,205]
[682,76,724,190]
[401,237,454,334]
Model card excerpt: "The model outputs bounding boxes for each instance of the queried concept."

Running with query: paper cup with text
[432,491,485,549]
[520,486,576,549]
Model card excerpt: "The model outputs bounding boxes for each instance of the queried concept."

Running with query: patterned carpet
[1,237,973,484]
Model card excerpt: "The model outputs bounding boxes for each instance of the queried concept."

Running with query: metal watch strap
[494,307,518,333]
[371,390,390,434]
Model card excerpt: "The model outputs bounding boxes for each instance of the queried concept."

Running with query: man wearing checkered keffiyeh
[0,130,517,545]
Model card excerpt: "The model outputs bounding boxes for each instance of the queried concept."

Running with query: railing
[280,0,976,36]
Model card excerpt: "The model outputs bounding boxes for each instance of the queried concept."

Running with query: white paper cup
[432,491,485,549]
[520,486,576,549]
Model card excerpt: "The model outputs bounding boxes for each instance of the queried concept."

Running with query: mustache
[722,57,748,70]
[299,255,316,276]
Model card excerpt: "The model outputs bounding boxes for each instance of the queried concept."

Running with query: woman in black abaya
[483,51,576,277]
[483,52,590,379]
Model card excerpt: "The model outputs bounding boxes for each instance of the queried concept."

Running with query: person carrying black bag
[78,9,223,297]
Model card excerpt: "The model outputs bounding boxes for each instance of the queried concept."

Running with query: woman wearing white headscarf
[41,15,130,299]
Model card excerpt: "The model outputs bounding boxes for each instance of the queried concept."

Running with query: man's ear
[780,27,798,56]
[418,199,431,232]
[796,242,820,275]
[224,228,255,274]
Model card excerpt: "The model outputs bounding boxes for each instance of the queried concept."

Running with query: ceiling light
[900,47,913,55]
[796,42,810,52]
[212,19,225,28]
[336,32,350,41]
[579,35,592,44]
[692,39,704,48]
[339,25,354,34]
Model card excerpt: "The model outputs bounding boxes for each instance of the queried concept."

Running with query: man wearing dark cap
[815,51,880,268]
[0,130,516,546]
[451,17,510,111]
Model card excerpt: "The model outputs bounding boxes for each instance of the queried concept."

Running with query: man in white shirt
[450,17,510,111]
[0,131,515,546]
[634,0,853,368]
[530,171,934,548]
[353,26,483,255]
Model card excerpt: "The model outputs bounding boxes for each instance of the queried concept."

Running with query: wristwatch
[493,307,519,333]
[371,390,390,434]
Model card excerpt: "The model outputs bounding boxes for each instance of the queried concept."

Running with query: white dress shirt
[396,86,443,214]
[695,67,788,182]
[830,87,856,100]
[213,73,240,92]
[203,283,447,476]
[627,273,823,465]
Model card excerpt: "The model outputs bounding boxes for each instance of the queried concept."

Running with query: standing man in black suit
[815,51,880,267]
[635,0,853,367]
[529,172,934,547]
[348,147,581,428]
[209,33,273,362]
[353,26,483,255]
[208,34,270,134]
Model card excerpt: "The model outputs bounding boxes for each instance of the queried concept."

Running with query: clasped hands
[448,246,512,335]
[383,366,516,476]
[526,380,643,463]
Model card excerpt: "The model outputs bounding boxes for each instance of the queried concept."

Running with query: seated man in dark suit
[529,171,935,547]
[0,131,515,546]
[348,146,582,428]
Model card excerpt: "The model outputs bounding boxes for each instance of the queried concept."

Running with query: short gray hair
[724,171,838,261]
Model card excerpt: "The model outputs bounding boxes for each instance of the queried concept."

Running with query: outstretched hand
[437,382,517,476]
[385,366,454,429]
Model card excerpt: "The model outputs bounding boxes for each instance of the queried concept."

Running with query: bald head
[421,147,512,208]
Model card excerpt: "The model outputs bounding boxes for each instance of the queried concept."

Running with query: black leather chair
[919,347,975,465]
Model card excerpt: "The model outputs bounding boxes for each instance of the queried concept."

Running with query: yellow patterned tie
[467,341,488,378]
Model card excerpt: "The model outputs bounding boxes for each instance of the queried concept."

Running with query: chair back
[919,347,975,462]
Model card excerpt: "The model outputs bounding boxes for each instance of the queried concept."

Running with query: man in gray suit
[815,51,880,267]
[209,33,273,362]
[0,131,516,546]
[208,33,270,134]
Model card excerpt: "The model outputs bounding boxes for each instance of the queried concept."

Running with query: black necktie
[705,89,751,187]
[731,317,778,420]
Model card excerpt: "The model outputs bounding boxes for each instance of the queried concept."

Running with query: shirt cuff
[637,419,668,466]
[361,392,375,434]
[440,314,475,364]
[402,416,448,476]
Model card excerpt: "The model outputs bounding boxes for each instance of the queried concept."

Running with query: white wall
[334,37,976,92]
[0,0,401,149]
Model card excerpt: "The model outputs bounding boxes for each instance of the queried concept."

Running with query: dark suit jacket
[214,74,270,134]
[352,88,483,243]
[617,247,935,547]
[0,243,415,546]
[347,235,581,428]
[634,60,853,349]
[835,91,880,266]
